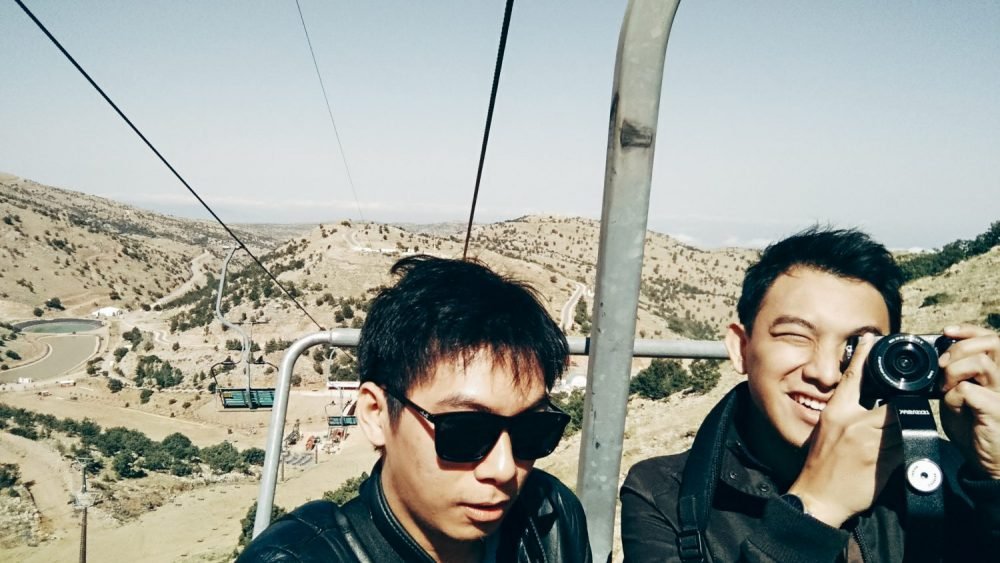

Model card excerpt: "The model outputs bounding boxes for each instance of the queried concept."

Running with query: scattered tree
[241,447,266,467]
[237,501,286,553]
[0,463,20,489]
[201,441,243,474]
[322,472,369,505]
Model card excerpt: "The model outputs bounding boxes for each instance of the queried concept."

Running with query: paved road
[0,334,97,384]
[560,283,587,331]
[154,250,213,308]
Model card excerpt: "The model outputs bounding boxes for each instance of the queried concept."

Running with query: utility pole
[72,457,93,563]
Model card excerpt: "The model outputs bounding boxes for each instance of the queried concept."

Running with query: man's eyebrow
[769,316,885,337]
[849,326,885,337]
[435,393,548,414]
[769,316,816,332]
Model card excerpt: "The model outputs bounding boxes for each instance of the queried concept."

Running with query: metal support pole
[79,506,87,563]
[74,457,91,563]
[252,329,359,538]
[577,1,681,560]
[213,247,254,402]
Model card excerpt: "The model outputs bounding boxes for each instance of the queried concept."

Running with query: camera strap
[890,396,944,563]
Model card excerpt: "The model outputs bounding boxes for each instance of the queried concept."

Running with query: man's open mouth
[792,393,827,412]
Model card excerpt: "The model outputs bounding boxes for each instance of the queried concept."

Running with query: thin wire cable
[462,0,515,260]
[294,0,365,223]
[14,0,325,331]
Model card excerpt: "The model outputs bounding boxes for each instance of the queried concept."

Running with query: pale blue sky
[2,1,997,249]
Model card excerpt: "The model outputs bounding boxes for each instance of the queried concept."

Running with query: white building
[92,306,124,318]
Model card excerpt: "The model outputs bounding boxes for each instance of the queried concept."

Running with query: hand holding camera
[936,325,1000,480]
[787,333,903,528]
[842,325,1000,479]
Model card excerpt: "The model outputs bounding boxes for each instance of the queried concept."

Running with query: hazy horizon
[3,2,997,250]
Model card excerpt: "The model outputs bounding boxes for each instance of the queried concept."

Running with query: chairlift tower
[72,457,98,563]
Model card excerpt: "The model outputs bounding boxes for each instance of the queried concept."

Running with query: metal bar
[577,1,682,560]
[566,336,726,359]
[251,329,359,538]
[213,247,255,400]
[249,328,724,536]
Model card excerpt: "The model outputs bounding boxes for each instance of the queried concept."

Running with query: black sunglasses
[381,386,571,463]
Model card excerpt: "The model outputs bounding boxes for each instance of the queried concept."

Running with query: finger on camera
[940,326,999,363]
[835,333,877,402]
[943,380,1000,416]
[943,324,997,341]
[940,353,1000,393]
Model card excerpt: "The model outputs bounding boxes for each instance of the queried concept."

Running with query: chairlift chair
[211,247,278,410]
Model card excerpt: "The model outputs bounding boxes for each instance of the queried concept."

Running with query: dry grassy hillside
[902,245,1000,334]
[0,174,294,319]
[0,175,996,562]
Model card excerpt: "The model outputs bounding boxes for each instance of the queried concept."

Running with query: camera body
[842,333,956,407]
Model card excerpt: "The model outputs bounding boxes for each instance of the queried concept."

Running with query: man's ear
[356,382,388,448]
[725,323,750,375]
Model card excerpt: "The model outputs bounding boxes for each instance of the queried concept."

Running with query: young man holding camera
[621,227,1000,561]
[240,256,591,562]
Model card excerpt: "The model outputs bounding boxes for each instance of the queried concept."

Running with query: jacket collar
[360,459,437,562]
[719,388,783,499]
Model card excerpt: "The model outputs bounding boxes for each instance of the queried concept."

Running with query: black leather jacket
[238,462,592,562]
[620,383,1000,562]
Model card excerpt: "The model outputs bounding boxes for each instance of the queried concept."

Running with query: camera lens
[866,334,939,394]
[885,345,928,381]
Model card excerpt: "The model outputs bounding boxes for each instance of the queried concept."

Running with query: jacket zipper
[853,525,873,563]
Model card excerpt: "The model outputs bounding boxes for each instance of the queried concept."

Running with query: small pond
[16,319,104,334]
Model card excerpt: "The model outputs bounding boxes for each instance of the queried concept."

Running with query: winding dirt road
[153,250,213,308]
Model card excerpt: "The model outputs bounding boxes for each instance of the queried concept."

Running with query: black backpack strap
[332,504,374,563]
[677,383,745,563]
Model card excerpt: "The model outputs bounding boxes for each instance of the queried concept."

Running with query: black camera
[843,333,956,554]
[842,333,956,406]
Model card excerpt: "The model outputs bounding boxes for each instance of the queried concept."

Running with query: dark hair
[358,255,569,420]
[737,226,903,334]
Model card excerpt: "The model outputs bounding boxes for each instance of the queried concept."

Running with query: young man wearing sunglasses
[240,255,592,562]
[620,227,1000,562]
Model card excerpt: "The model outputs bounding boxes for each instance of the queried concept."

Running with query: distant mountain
[1,172,996,382]
[0,174,298,321]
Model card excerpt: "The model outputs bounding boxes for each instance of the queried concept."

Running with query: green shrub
[920,293,951,308]
[9,426,39,440]
[241,447,266,467]
[322,472,369,505]
[0,463,20,488]
[201,441,243,474]
[113,451,145,479]
[161,432,198,461]
[135,355,183,388]
[140,389,154,404]
[551,388,585,436]
[237,501,286,551]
